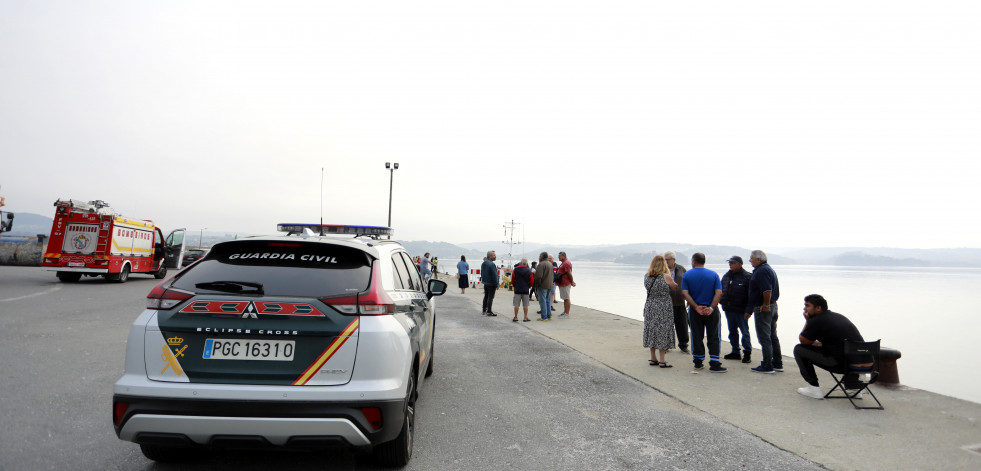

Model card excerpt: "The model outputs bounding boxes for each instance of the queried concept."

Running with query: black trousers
[672,305,689,348]
[794,344,860,388]
[482,285,497,313]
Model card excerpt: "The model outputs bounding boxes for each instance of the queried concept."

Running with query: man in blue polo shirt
[681,253,726,373]
[745,249,782,374]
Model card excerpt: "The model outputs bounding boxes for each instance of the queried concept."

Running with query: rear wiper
[194,281,264,295]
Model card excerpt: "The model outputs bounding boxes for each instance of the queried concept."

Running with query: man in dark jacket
[481,251,499,316]
[511,258,533,322]
[746,249,782,374]
[665,252,689,353]
[721,255,753,363]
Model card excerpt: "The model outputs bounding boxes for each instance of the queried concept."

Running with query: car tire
[153,265,167,279]
[139,444,203,463]
[56,272,82,283]
[374,372,415,467]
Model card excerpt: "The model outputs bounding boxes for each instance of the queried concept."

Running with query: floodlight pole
[386,162,399,227]
[502,219,521,269]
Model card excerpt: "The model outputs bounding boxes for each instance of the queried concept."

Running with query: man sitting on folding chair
[793,294,872,400]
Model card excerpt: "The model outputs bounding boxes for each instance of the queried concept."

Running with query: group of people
[454,250,576,321]
[643,250,870,400]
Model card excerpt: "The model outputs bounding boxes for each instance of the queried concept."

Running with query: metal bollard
[876,347,902,387]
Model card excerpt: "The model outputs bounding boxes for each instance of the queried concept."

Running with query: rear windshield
[171,240,373,297]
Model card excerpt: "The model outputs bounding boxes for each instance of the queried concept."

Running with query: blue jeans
[725,310,752,354]
[688,306,722,364]
[537,288,552,319]
[754,303,782,368]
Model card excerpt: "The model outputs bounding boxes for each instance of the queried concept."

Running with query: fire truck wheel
[154,266,168,279]
[56,272,82,283]
[111,265,131,283]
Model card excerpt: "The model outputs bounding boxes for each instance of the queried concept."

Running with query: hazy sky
[2,1,979,249]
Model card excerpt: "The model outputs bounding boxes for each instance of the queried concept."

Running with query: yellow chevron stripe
[293,318,359,385]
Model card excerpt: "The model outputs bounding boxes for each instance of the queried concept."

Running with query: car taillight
[113,401,129,426]
[146,284,193,310]
[320,262,394,316]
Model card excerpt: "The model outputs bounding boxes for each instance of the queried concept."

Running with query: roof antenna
[319,167,325,236]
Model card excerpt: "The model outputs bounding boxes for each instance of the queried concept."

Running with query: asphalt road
[0,266,821,470]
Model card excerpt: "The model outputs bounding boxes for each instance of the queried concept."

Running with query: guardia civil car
[112,224,446,466]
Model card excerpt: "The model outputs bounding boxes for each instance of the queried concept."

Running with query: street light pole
[385,162,399,227]
[199,228,207,248]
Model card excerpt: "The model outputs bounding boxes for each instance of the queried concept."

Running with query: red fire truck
[41,199,186,283]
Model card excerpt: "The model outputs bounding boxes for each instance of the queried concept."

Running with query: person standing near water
[681,253,727,373]
[721,255,753,364]
[481,251,499,316]
[665,252,690,353]
[556,251,576,318]
[746,249,782,374]
[534,252,554,321]
[644,255,678,368]
[457,255,470,294]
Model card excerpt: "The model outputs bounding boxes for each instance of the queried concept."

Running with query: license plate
[202,339,295,361]
[67,262,85,267]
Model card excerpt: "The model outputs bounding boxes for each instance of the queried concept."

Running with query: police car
[112,224,446,466]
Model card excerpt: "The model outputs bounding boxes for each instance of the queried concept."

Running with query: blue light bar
[277,223,394,237]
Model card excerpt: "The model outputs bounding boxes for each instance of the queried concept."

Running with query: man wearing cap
[721,256,753,363]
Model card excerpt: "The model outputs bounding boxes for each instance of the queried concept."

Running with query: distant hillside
[779,247,981,267]
[829,251,930,267]
[612,244,796,266]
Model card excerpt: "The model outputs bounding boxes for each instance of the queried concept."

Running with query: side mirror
[426,279,447,299]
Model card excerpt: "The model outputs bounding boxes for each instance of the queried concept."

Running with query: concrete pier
[455,285,981,470]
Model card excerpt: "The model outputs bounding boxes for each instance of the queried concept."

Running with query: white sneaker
[846,389,864,399]
[797,385,824,399]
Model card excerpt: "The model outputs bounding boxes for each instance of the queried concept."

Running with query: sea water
[564,261,981,404]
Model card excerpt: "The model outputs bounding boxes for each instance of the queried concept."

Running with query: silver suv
[112,224,446,466]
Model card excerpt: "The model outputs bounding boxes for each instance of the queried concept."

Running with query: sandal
[523,319,531,322]
[512,318,519,322]
[659,362,673,368]
[649,360,659,366]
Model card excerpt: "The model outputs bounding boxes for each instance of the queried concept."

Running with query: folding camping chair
[824,339,884,410]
